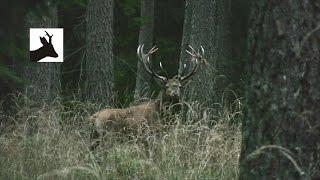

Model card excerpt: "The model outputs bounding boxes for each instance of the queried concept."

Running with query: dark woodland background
[0,0,249,107]
[0,0,319,179]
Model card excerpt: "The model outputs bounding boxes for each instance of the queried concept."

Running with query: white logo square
[29,28,63,62]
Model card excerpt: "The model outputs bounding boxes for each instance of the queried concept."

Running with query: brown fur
[90,101,159,130]
[89,44,204,151]
[89,101,162,150]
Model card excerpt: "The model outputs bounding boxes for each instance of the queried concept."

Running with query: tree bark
[85,0,114,106]
[239,1,320,179]
[179,0,193,76]
[25,6,60,104]
[134,0,154,102]
[181,0,231,107]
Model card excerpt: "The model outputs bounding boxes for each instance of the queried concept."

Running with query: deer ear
[40,36,48,45]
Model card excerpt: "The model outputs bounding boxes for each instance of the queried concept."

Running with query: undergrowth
[0,94,242,180]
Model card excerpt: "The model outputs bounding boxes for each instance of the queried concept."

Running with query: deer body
[30,31,58,62]
[90,101,162,150]
[90,101,158,132]
[90,44,204,151]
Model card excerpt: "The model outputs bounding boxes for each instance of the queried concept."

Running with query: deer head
[40,31,58,58]
[30,31,58,62]
[137,44,204,103]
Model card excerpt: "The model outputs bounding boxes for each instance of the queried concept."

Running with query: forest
[0,0,319,179]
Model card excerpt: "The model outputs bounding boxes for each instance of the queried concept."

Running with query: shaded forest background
[0,0,249,109]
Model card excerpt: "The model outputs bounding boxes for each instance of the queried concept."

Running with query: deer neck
[30,46,51,61]
[156,91,181,113]
[162,95,179,105]
[30,46,46,61]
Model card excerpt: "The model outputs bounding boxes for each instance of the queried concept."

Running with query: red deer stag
[89,44,204,151]
[30,31,58,62]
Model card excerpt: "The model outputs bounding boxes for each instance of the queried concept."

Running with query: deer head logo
[30,31,58,62]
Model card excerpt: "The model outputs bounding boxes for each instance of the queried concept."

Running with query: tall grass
[0,94,242,180]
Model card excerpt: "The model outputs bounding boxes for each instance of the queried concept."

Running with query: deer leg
[140,124,155,159]
[143,137,153,159]
[89,129,101,151]
[89,122,105,151]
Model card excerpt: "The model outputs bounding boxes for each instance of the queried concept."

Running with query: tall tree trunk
[179,0,193,76]
[23,6,60,135]
[181,0,231,107]
[229,0,250,95]
[85,0,114,106]
[239,1,320,179]
[25,6,60,104]
[134,0,154,102]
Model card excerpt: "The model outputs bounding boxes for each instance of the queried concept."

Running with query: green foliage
[0,64,23,84]
[0,0,47,98]
[119,0,140,16]
[57,0,87,8]
[113,0,140,106]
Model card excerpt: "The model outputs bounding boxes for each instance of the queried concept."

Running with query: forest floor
[0,95,242,180]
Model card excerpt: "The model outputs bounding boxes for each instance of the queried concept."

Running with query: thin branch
[246,145,305,176]
[296,24,320,57]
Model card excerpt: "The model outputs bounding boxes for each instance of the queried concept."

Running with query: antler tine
[140,44,145,56]
[44,31,53,43]
[200,46,204,55]
[137,44,151,73]
[137,44,147,62]
[149,46,158,54]
[180,45,204,82]
[185,49,196,58]
[137,44,167,83]
[137,44,141,56]
[188,45,196,52]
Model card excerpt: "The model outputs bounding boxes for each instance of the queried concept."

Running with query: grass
[0,95,242,180]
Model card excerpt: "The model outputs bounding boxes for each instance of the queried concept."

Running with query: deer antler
[137,44,167,83]
[45,31,53,44]
[179,45,204,82]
